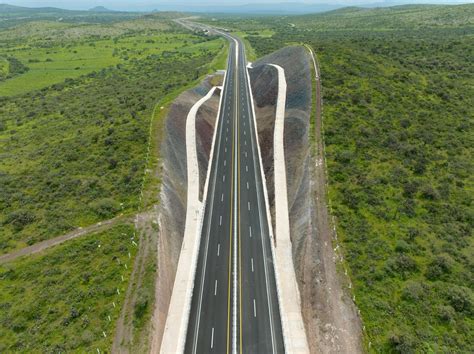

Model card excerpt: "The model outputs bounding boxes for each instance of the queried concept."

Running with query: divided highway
[184,30,285,353]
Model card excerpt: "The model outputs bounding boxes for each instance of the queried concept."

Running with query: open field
[0,17,225,253]
[0,223,136,352]
[0,17,216,96]
[203,4,474,352]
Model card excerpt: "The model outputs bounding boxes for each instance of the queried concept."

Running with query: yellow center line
[226,45,237,354]
[237,52,243,354]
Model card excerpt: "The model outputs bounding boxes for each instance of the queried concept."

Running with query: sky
[1,0,472,11]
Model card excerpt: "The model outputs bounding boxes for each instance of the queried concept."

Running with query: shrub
[385,254,418,278]
[89,198,120,218]
[4,210,36,230]
[437,305,455,323]
[401,281,426,302]
[425,254,453,280]
[445,286,473,314]
[388,331,419,353]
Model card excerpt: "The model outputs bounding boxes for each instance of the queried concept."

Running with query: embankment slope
[249,46,362,353]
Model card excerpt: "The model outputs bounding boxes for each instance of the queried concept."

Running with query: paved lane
[185,28,284,354]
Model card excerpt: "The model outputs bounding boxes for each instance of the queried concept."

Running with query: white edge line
[243,45,278,354]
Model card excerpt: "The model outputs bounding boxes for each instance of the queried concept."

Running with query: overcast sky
[1,0,472,10]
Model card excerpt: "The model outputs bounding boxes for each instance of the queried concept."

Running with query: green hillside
[208,4,474,352]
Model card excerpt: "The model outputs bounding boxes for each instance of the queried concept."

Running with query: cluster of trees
[0,56,29,81]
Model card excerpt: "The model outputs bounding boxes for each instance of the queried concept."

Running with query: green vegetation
[206,4,474,352]
[0,4,140,30]
[0,223,136,352]
[0,16,225,254]
[0,19,201,96]
[0,9,230,352]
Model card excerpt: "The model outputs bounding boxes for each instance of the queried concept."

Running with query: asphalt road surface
[184,28,284,354]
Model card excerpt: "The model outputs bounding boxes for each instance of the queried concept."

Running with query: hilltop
[89,6,115,13]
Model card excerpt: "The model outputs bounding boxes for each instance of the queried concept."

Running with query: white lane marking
[248,201,250,211]
[211,327,215,349]
[226,137,228,142]
[224,160,226,166]
[244,130,246,136]
[223,174,226,182]
[225,147,227,153]
[251,258,254,272]
[244,140,247,146]
[246,165,248,172]
[191,78,226,351]
[221,193,224,202]
[247,182,249,190]
[227,127,229,133]
[219,215,222,226]
[245,151,247,158]
[243,55,277,352]
[232,37,239,354]
[253,299,257,318]
[217,243,220,256]
[249,225,252,238]
[214,280,218,296]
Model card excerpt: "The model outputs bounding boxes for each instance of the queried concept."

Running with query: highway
[184,28,285,353]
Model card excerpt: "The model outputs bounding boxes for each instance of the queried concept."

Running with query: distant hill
[89,6,115,13]
[289,3,474,30]
[0,4,71,14]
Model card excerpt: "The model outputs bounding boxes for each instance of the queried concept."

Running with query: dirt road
[0,214,133,264]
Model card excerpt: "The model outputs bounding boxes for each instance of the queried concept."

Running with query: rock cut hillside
[248,46,362,353]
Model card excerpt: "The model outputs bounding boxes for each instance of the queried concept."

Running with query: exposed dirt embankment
[151,76,221,351]
[249,46,362,353]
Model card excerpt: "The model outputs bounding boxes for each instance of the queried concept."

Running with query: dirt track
[302,46,363,354]
[0,214,133,264]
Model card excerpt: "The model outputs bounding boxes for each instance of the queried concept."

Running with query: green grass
[0,33,218,96]
[0,24,224,253]
[0,57,9,78]
[0,223,137,352]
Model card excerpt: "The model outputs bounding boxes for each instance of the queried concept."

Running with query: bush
[445,286,473,314]
[134,292,149,320]
[425,254,452,280]
[388,331,419,353]
[4,210,36,230]
[89,198,120,218]
[437,305,455,323]
[401,281,426,302]
[385,254,418,278]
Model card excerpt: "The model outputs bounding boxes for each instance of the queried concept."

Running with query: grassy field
[0,20,212,96]
[0,16,225,253]
[0,223,136,352]
[205,4,474,352]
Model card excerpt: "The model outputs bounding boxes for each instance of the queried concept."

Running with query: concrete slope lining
[159,85,220,354]
[268,63,309,353]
